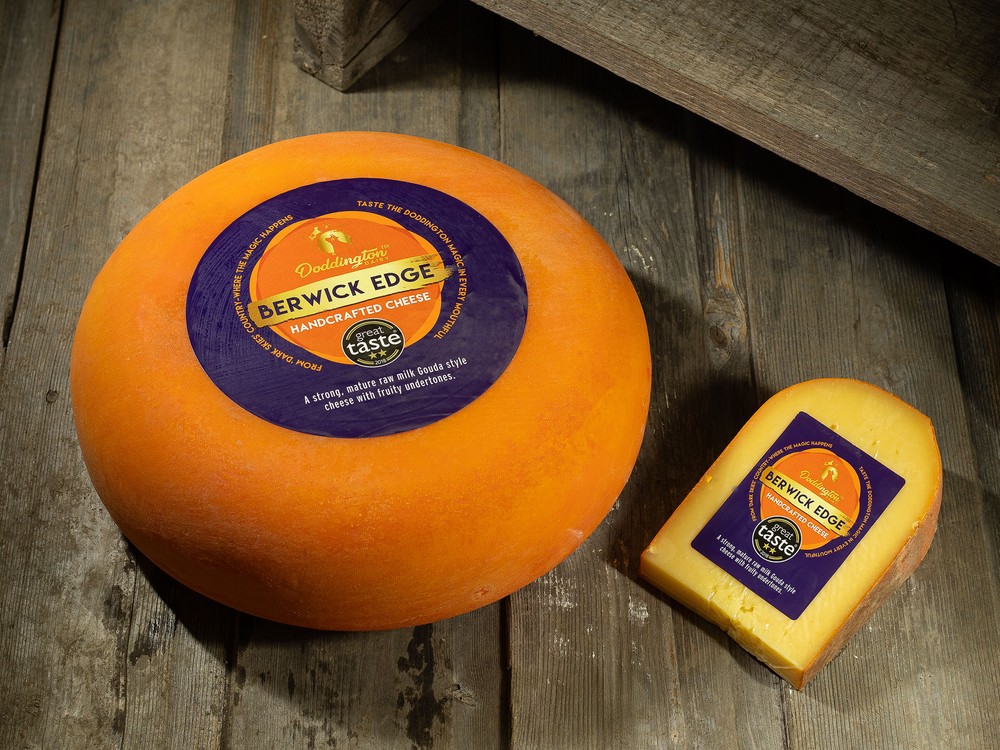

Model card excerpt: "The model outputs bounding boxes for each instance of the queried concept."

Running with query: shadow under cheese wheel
[71,132,651,630]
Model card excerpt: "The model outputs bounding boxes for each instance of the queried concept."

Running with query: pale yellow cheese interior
[641,378,941,688]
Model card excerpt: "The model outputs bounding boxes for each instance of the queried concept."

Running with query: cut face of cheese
[640,378,941,688]
[71,132,651,631]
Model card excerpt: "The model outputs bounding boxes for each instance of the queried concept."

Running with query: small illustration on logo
[309,225,353,254]
[342,319,405,368]
[821,460,839,482]
[752,516,802,563]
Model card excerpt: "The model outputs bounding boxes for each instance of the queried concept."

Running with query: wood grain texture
[498,15,1000,746]
[499,30,785,748]
[0,0,61,370]
[2,0,1000,747]
[471,0,1000,264]
[736,154,1000,745]
[946,252,1000,589]
[294,0,445,90]
[0,0,236,746]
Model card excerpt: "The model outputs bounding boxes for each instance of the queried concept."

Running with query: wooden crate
[297,0,1000,263]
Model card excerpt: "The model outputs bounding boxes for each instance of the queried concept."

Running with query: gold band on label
[760,469,853,537]
[248,254,452,327]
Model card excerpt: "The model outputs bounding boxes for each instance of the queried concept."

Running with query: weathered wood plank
[945,252,1000,586]
[0,0,237,747]
[0,0,62,370]
[119,561,234,750]
[501,15,1000,747]
[472,0,1000,264]
[737,152,1000,745]
[499,27,789,749]
[224,615,503,749]
[294,0,445,90]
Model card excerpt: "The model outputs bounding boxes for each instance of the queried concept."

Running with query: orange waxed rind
[71,132,651,630]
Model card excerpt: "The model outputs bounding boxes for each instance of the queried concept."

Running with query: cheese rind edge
[71,132,652,630]
[640,378,941,688]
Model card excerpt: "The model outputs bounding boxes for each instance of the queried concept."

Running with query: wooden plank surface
[472,0,1000,265]
[0,0,237,746]
[293,0,445,90]
[1,0,999,747]
[499,22,1000,747]
[0,1,62,370]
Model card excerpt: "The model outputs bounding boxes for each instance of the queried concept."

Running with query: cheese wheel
[71,132,650,630]
[641,378,941,688]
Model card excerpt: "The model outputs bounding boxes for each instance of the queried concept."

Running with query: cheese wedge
[641,378,941,688]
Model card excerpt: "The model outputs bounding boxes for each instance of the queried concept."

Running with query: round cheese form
[71,132,651,630]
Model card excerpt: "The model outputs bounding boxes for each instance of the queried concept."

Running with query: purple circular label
[186,178,527,438]
[691,412,906,619]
